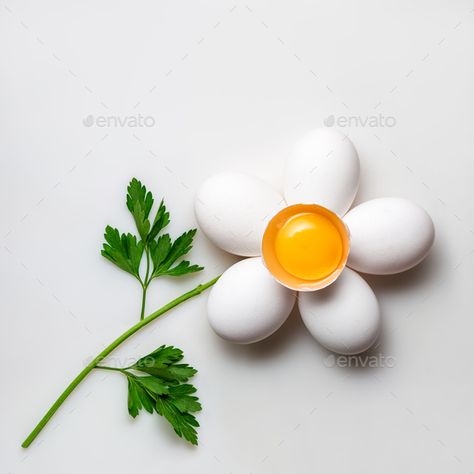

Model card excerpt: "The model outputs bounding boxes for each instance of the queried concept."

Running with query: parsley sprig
[102,178,203,320]
[98,345,201,444]
[21,179,220,449]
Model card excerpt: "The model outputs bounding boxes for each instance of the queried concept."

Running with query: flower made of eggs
[195,128,435,355]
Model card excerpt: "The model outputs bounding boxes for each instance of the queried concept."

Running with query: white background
[1,1,474,473]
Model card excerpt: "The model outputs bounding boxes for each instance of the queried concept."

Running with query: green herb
[21,179,220,448]
[98,345,201,445]
[102,178,203,320]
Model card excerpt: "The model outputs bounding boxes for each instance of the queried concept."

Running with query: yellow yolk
[274,212,343,280]
[262,204,350,291]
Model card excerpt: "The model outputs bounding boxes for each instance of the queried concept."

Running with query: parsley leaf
[168,384,202,413]
[135,375,168,395]
[101,226,144,278]
[118,345,201,445]
[155,397,200,445]
[161,260,204,277]
[126,178,154,240]
[131,345,197,382]
[126,374,170,418]
[136,345,185,366]
[149,234,172,269]
[135,363,197,383]
[148,199,170,243]
[127,375,155,417]
[161,229,197,269]
[151,229,203,278]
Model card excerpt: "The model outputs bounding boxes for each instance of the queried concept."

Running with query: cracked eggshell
[344,197,435,275]
[207,257,296,344]
[195,172,285,256]
[299,268,380,355]
[284,128,360,216]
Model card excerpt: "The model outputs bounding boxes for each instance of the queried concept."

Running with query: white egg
[344,198,435,275]
[195,172,285,257]
[207,257,296,344]
[299,268,380,355]
[284,128,360,216]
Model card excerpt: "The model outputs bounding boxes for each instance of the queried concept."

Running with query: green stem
[21,276,220,449]
[95,365,127,374]
[140,248,152,320]
[139,284,148,321]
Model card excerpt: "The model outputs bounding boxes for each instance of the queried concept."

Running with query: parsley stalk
[102,179,203,321]
[21,275,219,449]
[140,247,152,320]
[23,178,217,447]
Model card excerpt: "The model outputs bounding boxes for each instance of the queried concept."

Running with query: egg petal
[195,172,285,256]
[344,197,435,275]
[208,257,296,344]
[299,268,380,355]
[284,128,360,216]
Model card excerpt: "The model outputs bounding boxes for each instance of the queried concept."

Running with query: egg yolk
[262,204,350,291]
[274,212,343,281]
